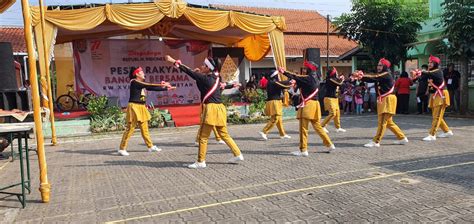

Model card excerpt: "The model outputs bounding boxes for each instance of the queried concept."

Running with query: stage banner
[73,39,208,107]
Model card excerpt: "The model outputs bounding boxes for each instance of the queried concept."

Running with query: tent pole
[20,0,51,203]
[39,0,57,145]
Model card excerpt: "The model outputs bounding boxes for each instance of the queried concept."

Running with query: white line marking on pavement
[105,161,474,223]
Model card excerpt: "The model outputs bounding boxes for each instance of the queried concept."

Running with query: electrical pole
[326,14,330,74]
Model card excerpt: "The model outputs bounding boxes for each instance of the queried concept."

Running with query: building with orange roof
[213,5,358,78]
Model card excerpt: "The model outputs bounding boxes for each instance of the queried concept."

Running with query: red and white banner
[73,39,208,107]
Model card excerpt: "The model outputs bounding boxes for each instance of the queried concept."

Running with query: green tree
[438,0,474,115]
[334,0,428,70]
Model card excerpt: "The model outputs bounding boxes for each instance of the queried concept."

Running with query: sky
[0,0,352,26]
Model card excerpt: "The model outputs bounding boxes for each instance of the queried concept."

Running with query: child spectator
[343,83,354,114]
[354,87,364,115]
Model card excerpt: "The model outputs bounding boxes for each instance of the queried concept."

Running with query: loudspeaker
[0,90,30,111]
[0,42,19,91]
[303,48,321,68]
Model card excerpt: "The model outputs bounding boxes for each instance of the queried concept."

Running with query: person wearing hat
[321,67,346,133]
[278,61,335,157]
[165,55,243,169]
[411,55,453,141]
[351,58,408,148]
[259,70,292,140]
[118,67,175,156]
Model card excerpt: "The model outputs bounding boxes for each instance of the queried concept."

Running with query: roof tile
[0,27,26,53]
[212,5,357,57]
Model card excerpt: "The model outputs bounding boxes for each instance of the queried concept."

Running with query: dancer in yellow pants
[118,67,175,156]
[352,58,408,148]
[411,55,453,141]
[165,55,243,169]
[280,61,335,157]
[195,82,238,145]
[259,70,292,140]
[321,67,346,133]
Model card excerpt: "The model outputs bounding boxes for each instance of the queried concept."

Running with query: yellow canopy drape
[29,0,286,62]
[29,0,287,87]
[268,29,289,106]
[34,20,56,108]
[236,34,270,62]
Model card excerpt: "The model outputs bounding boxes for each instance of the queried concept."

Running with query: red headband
[132,67,143,76]
[303,60,318,71]
[379,58,391,68]
[429,55,440,64]
[329,67,337,76]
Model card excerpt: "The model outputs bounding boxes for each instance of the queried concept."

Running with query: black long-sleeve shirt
[419,68,445,94]
[360,72,394,96]
[178,64,223,104]
[416,74,429,97]
[324,76,343,98]
[128,79,167,104]
[282,71,319,101]
[266,80,291,101]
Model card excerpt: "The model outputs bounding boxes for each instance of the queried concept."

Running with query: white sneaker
[291,150,309,157]
[393,137,409,145]
[188,161,206,169]
[228,154,244,163]
[364,141,380,148]
[326,144,336,152]
[118,150,130,156]
[323,127,329,133]
[216,140,226,144]
[438,130,453,138]
[423,135,436,141]
[259,131,268,140]
[148,145,162,152]
[280,135,291,139]
[336,128,346,133]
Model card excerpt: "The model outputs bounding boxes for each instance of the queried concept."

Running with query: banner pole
[38,0,58,145]
[21,0,51,203]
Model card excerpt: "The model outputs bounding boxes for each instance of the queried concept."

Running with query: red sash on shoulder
[202,77,220,104]
[431,80,446,99]
[297,88,319,108]
[377,85,394,103]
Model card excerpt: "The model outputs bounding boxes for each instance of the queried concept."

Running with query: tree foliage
[438,0,474,114]
[334,0,428,68]
[438,0,474,59]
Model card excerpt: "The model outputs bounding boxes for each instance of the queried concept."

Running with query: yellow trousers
[120,121,153,150]
[373,113,405,143]
[196,125,221,142]
[197,124,241,162]
[430,105,450,136]
[262,115,286,136]
[321,107,341,129]
[299,118,333,152]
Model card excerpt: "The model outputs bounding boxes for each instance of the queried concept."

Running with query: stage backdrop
[73,39,209,107]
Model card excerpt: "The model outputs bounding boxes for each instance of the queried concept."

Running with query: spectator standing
[443,63,461,113]
[343,83,354,114]
[354,86,364,115]
[395,71,413,114]
[245,74,257,90]
[416,64,430,114]
[366,82,377,112]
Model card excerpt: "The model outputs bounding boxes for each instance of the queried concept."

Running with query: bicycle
[56,84,93,112]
